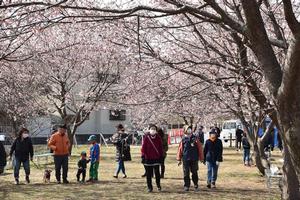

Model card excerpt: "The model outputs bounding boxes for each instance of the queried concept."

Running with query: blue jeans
[14,157,30,179]
[207,161,219,184]
[115,160,126,175]
[244,149,250,163]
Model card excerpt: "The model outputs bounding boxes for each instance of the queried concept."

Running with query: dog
[43,169,52,183]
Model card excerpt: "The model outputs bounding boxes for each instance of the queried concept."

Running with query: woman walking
[141,124,163,192]
[9,128,34,185]
[111,124,131,178]
[204,129,223,189]
[157,128,168,178]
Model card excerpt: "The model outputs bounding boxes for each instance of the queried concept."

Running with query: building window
[109,110,126,121]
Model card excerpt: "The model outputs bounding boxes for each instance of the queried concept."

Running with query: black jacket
[78,158,90,169]
[111,132,132,162]
[242,137,251,149]
[204,138,223,163]
[0,141,6,167]
[10,137,34,161]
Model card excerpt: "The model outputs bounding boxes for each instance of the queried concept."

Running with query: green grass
[0,146,280,200]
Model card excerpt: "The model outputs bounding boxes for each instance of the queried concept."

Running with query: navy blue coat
[204,139,223,163]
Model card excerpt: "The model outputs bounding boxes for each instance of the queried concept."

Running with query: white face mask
[23,133,29,138]
[149,130,156,135]
[187,129,192,134]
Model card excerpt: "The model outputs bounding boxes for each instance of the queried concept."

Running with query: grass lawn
[0,145,280,200]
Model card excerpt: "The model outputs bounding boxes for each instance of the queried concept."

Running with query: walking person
[76,151,90,183]
[177,125,204,192]
[141,124,164,192]
[204,129,223,189]
[111,124,131,178]
[87,135,100,182]
[194,125,205,144]
[0,139,6,174]
[158,128,168,178]
[48,124,70,184]
[242,133,251,166]
[236,127,243,151]
[9,128,34,185]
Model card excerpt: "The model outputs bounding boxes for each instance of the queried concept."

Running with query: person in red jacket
[141,124,164,192]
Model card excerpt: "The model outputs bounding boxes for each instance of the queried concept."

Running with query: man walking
[48,124,70,184]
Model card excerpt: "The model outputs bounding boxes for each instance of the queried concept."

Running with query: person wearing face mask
[110,124,131,179]
[177,125,204,192]
[48,124,70,184]
[9,128,34,185]
[203,129,223,189]
[141,124,164,192]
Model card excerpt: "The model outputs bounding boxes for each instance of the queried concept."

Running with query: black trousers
[54,155,68,181]
[145,165,161,189]
[183,160,199,188]
[76,168,86,181]
[160,157,166,177]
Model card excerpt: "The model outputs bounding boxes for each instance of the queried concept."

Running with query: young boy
[87,135,100,182]
[76,151,90,183]
[177,125,204,192]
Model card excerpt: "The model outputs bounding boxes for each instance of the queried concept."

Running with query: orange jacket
[48,132,70,156]
[177,137,204,162]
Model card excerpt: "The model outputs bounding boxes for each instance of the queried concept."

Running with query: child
[242,133,251,166]
[76,151,90,183]
[177,125,204,192]
[204,129,223,189]
[87,135,100,182]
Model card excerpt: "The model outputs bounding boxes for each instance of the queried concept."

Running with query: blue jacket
[204,138,223,163]
[90,143,100,163]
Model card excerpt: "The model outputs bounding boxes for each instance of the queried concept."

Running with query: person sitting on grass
[177,125,204,192]
[204,129,223,189]
[76,151,90,183]
[87,135,100,182]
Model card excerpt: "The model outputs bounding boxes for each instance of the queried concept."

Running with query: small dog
[43,169,52,183]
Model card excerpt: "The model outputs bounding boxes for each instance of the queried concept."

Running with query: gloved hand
[141,156,145,164]
[178,161,182,166]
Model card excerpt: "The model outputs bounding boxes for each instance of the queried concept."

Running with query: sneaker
[184,187,189,192]
[57,180,61,184]
[158,187,162,192]
[26,176,30,184]
[63,179,69,184]
[212,182,216,188]
[123,175,127,178]
[207,184,211,189]
[86,179,93,182]
[113,175,118,179]
[147,188,153,193]
[194,185,199,192]
[15,179,19,185]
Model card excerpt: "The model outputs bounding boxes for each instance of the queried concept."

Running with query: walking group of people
[0,123,225,193]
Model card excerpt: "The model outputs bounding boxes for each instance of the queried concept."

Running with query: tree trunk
[67,125,78,155]
[281,142,300,200]
[253,143,266,175]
